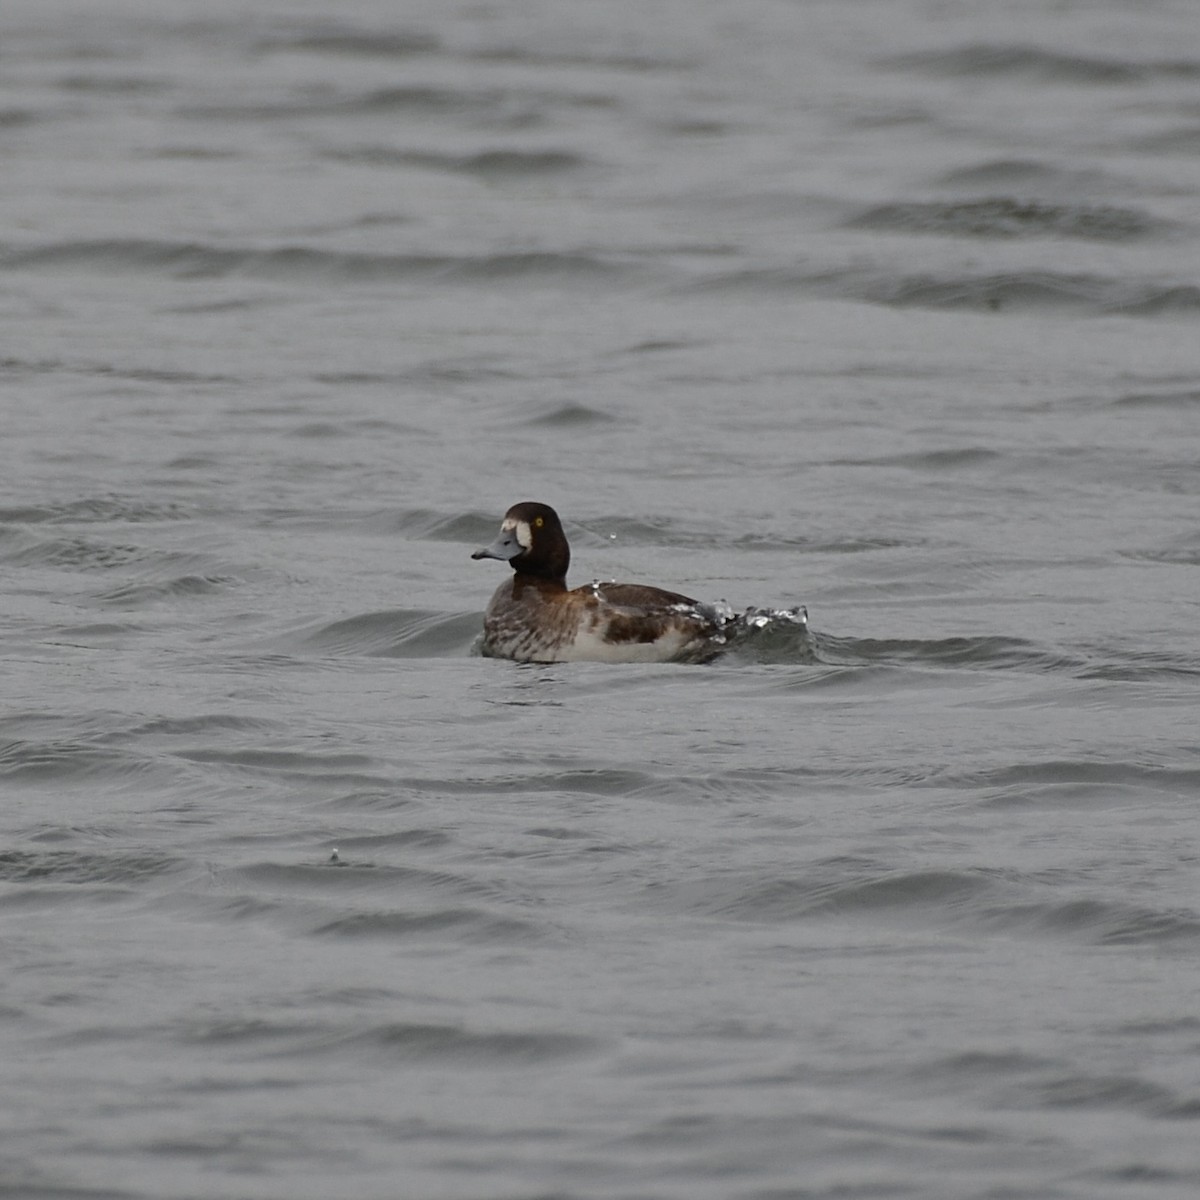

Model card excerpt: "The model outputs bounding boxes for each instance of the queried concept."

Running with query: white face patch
[501,517,533,550]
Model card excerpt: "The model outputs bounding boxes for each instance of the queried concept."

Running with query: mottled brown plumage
[471,502,723,663]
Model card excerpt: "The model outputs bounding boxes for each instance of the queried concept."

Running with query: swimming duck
[471,501,725,663]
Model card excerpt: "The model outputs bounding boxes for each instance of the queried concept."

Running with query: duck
[471,501,727,663]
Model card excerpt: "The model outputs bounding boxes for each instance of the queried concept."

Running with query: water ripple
[815,268,1200,316]
[310,908,545,943]
[0,849,185,886]
[0,497,190,524]
[0,738,167,786]
[272,1021,609,1066]
[285,608,483,658]
[322,146,588,177]
[656,859,1200,948]
[846,198,1166,241]
[0,240,637,287]
[256,28,441,59]
[884,43,1200,85]
[680,264,1200,314]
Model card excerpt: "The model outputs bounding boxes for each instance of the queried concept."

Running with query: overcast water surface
[3,1,1200,1198]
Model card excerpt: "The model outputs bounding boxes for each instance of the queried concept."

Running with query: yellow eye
[535,516,544,527]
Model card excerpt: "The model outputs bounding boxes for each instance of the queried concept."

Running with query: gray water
[3,1,1200,1197]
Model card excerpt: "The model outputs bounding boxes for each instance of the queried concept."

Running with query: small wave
[1112,1016,1200,1037]
[325,829,451,852]
[1112,387,1200,409]
[318,789,417,813]
[212,862,522,921]
[978,898,1200,945]
[682,264,1200,315]
[1131,124,1200,155]
[912,1054,1200,1124]
[811,634,1085,675]
[468,44,687,73]
[177,83,613,124]
[0,739,165,786]
[1121,544,1200,567]
[256,28,441,59]
[383,508,497,540]
[288,608,483,658]
[1025,1072,1195,1116]
[936,159,1129,196]
[1,355,61,377]
[0,849,183,886]
[884,43,1200,85]
[1,357,231,386]
[126,714,284,737]
[566,516,838,552]
[174,747,382,779]
[0,885,136,913]
[569,514,677,546]
[701,867,995,923]
[413,767,656,798]
[0,496,190,524]
[310,907,544,943]
[959,759,1200,802]
[178,85,499,121]
[290,421,347,439]
[741,533,915,554]
[0,520,245,604]
[1087,1164,1200,1186]
[314,359,520,390]
[96,574,236,604]
[275,1021,607,1066]
[58,74,170,95]
[0,239,633,287]
[910,1049,1055,1081]
[0,533,231,605]
[180,1016,323,1047]
[1073,644,1200,680]
[659,857,1200,948]
[97,363,238,386]
[149,145,240,162]
[0,530,148,571]
[845,198,1163,241]
[53,621,144,641]
[323,146,586,177]
[620,337,700,354]
[518,401,617,427]
[815,268,1200,316]
[830,447,1001,470]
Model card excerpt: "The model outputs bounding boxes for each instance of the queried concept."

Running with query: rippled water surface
[3,1,1200,1197]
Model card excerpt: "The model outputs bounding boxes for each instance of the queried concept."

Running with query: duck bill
[471,529,523,561]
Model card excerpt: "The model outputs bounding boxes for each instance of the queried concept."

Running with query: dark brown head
[471,501,570,582]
